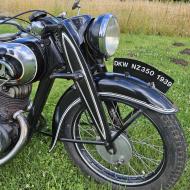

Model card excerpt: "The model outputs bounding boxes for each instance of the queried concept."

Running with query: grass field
[0,0,190,36]
[0,33,189,189]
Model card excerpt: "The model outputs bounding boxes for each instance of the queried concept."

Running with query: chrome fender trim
[100,92,177,114]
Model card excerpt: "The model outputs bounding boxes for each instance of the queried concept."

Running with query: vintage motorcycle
[0,0,186,189]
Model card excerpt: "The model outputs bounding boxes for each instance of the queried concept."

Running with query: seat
[0,33,18,42]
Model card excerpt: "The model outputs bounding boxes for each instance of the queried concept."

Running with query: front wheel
[61,92,186,190]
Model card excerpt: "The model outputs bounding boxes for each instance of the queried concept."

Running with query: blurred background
[0,0,190,36]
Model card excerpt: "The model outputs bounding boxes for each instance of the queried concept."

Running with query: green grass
[0,25,18,34]
[0,33,189,190]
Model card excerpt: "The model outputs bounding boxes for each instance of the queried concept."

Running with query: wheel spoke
[133,152,152,173]
[128,162,139,175]
[111,109,142,142]
[131,140,163,154]
[135,152,161,165]
[79,112,97,135]
[113,102,123,125]
[84,111,93,125]
[138,133,160,143]
[79,127,94,138]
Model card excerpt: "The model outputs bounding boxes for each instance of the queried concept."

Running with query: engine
[0,39,44,155]
[0,43,38,85]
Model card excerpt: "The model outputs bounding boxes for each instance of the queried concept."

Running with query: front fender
[50,72,177,151]
[95,73,177,114]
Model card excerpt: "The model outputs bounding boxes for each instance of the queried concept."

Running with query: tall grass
[0,0,190,36]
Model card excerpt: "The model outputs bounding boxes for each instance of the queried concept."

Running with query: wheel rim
[73,97,166,186]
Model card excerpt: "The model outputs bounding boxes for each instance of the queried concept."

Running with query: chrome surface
[0,59,14,78]
[100,92,177,114]
[49,98,81,152]
[98,14,120,57]
[0,43,38,84]
[0,33,17,41]
[30,21,45,36]
[74,102,165,186]
[0,19,19,25]
[99,14,112,55]
[59,12,67,18]
[0,110,29,165]
[2,84,32,98]
[26,101,33,111]
[96,131,132,164]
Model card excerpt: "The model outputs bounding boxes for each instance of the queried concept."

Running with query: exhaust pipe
[0,110,29,165]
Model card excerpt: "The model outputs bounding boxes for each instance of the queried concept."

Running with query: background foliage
[0,0,190,36]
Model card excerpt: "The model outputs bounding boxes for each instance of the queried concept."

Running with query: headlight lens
[87,14,120,57]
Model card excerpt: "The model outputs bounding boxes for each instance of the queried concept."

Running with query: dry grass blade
[0,0,190,36]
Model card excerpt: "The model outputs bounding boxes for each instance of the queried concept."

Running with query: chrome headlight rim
[98,14,119,57]
[87,13,120,58]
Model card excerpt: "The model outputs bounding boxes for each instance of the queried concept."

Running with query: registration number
[113,58,174,93]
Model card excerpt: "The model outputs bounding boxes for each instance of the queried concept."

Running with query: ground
[0,34,189,190]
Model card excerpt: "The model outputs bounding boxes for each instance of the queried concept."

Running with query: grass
[0,33,189,189]
[0,0,190,36]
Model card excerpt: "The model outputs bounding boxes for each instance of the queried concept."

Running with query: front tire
[60,92,186,190]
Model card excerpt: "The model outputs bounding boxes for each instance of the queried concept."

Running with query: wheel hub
[96,132,132,164]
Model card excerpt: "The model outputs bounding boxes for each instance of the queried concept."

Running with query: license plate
[113,58,174,93]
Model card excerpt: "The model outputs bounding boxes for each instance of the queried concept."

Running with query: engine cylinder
[0,86,31,120]
[0,84,31,154]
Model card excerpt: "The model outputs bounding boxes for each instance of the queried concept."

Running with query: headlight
[87,14,120,57]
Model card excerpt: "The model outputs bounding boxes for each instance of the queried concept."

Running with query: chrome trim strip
[49,98,81,152]
[100,92,177,114]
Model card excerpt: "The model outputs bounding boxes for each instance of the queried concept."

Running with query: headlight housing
[87,14,120,57]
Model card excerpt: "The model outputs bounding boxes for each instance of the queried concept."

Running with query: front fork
[61,32,115,151]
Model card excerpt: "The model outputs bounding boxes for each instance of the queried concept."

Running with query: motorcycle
[0,0,186,189]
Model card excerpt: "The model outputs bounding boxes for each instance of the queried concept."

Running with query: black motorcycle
[0,1,186,189]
